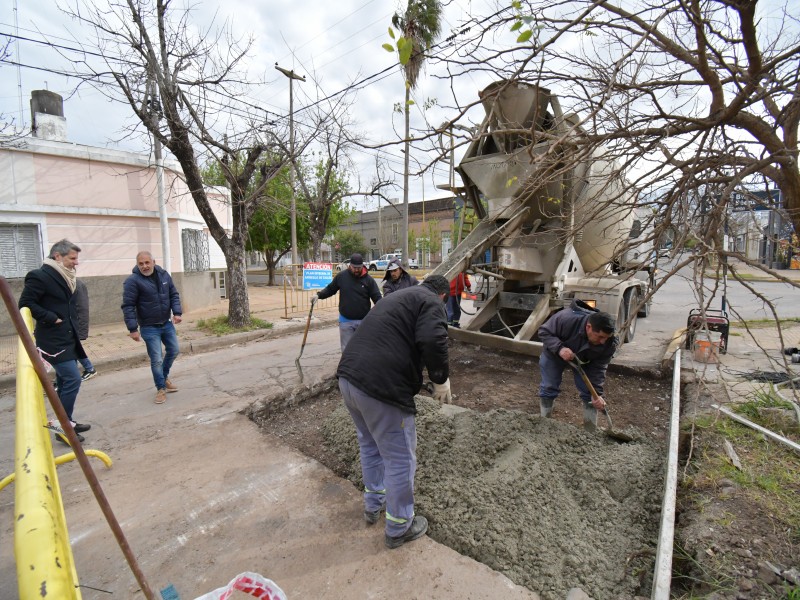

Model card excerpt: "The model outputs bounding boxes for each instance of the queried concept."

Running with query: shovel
[568,359,633,442]
[295,297,317,383]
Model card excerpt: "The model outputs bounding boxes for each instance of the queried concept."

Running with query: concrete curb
[0,319,338,392]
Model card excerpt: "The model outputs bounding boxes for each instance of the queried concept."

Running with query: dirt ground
[250,342,674,600]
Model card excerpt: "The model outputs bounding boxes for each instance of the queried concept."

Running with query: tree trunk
[224,242,250,327]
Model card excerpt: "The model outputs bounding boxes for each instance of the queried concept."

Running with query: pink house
[0,91,230,334]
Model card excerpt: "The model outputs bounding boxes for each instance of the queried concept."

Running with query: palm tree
[392,0,442,267]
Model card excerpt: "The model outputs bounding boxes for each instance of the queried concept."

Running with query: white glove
[311,295,318,306]
[432,379,452,403]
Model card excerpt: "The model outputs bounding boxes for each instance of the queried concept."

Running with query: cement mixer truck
[430,80,655,355]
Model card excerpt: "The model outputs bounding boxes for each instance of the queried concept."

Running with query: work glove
[311,295,318,307]
[432,379,452,403]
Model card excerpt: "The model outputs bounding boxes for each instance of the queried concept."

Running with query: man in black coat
[336,275,452,549]
[316,253,381,351]
[19,239,91,444]
[537,299,618,430]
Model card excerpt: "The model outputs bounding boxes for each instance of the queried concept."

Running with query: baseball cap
[350,253,364,266]
[387,259,402,271]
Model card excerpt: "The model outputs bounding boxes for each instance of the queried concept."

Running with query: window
[370,238,377,246]
[181,229,210,272]
[392,223,398,243]
[0,224,42,278]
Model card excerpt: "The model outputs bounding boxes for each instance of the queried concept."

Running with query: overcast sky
[1,0,507,211]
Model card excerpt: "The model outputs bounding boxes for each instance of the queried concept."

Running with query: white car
[367,253,419,271]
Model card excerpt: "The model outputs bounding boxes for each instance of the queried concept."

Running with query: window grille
[0,224,41,278]
[181,229,210,272]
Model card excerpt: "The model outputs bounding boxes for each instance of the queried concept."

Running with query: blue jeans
[78,357,94,372]
[140,321,180,390]
[538,350,592,406]
[339,377,417,538]
[52,360,82,421]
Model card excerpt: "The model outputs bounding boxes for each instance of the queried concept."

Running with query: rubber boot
[540,398,554,418]
[583,404,597,432]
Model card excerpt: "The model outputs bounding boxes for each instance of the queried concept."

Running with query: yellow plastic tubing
[12,308,108,599]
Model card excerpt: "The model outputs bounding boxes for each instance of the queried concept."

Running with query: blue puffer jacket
[121,265,182,332]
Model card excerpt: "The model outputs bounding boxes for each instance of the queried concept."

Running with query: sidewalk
[0,284,341,388]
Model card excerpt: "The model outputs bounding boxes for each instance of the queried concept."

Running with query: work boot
[165,379,178,392]
[385,516,428,549]
[539,398,554,418]
[583,404,598,432]
[155,389,167,404]
[364,508,383,525]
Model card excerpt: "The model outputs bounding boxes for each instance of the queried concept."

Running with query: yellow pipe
[0,450,113,491]
[14,308,82,599]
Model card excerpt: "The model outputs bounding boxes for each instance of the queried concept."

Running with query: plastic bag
[193,572,287,600]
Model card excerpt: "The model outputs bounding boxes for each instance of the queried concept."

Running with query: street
[1,266,798,599]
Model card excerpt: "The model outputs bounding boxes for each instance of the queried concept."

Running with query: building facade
[0,92,230,334]
[339,196,459,268]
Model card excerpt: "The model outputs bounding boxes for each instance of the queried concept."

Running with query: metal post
[275,64,306,271]
[148,82,170,272]
[154,133,171,273]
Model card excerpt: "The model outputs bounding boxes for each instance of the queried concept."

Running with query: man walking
[336,275,452,549]
[316,253,381,350]
[536,299,617,430]
[122,251,182,404]
[19,239,91,445]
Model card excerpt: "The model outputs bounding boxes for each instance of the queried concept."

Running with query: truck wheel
[617,297,628,345]
[369,265,377,272]
[623,290,638,343]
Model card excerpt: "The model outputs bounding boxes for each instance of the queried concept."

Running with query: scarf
[44,258,77,293]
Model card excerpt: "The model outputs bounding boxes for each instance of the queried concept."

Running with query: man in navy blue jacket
[537,299,617,430]
[122,251,182,404]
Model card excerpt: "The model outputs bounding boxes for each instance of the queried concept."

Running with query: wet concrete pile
[322,396,665,600]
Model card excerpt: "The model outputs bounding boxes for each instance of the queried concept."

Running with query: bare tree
[292,109,395,261]
[60,0,289,327]
[435,0,799,260]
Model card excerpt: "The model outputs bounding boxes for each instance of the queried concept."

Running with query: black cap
[350,253,364,266]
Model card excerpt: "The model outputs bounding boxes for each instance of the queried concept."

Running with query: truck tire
[369,265,377,272]
[623,289,638,343]
[617,297,628,345]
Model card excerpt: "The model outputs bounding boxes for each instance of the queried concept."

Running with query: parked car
[335,259,351,271]
[367,253,419,271]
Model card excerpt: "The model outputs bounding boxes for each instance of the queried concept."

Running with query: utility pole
[275,64,306,271]
[147,82,170,273]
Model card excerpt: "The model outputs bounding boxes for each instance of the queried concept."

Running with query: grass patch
[195,315,273,336]
[730,317,800,328]
[686,413,800,529]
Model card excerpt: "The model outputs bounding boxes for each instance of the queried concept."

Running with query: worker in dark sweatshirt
[316,253,381,350]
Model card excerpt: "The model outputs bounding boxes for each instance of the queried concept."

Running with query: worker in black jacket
[537,298,618,430]
[18,239,91,445]
[316,253,381,350]
[336,275,451,549]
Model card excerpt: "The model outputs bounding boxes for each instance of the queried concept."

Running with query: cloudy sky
[1,0,509,210]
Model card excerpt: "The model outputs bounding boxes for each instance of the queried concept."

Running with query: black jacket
[336,283,449,414]
[18,265,86,364]
[382,271,419,297]
[537,299,618,394]
[317,266,381,320]
[121,265,182,332]
[75,279,90,340]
